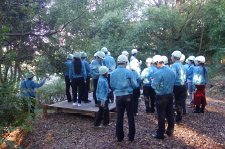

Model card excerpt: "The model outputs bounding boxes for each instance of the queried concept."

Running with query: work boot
[200,105,205,113]
[193,106,200,113]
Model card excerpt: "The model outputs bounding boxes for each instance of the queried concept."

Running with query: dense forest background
[0,0,225,146]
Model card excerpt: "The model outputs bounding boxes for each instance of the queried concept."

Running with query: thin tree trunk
[3,66,9,83]
[0,63,2,85]
[199,23,204,53]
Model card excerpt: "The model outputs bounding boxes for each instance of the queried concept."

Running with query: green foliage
[35,79,66,107]
[0,82,33,146]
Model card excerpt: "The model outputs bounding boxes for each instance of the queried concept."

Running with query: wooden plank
[42,92,116,118]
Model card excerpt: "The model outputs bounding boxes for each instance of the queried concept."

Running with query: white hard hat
[67,54,73,60]
[96,51,105,59]
[108,51,111,55]
[130,59,139,70]
[161,56,168,64]
[171,51,182,58]
[122,51,129,56]
[101,47,108,53]
[180,54,185,62]
[152,55,163,63]
[94,52,97,57]
[195,56,205,63]
[131,49,138,54]
[185,59,189,63]
[146,58,153,63]
[188,56,195,61]
[99,66,109,75]
[73,52,81,58]
[117,55,128,63]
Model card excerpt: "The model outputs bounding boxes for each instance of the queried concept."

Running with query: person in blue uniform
[192,56,208,113]
[63,54,73,102]
[187,56,195,107]
[110,55,139,142]
[69,52,87,107]
[20,72,46,117]
[171,51,187,124]
[94,66,110,127]
[151,55,176,139]
[141,58,157,113]
[130,59,142,116]
[101,47,116,103]
[90,51,105,107]
[81,52,91,103]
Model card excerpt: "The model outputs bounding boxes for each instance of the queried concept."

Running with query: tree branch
[1,11,86,37]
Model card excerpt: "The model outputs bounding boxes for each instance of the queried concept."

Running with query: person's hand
[109,89,112,92]
[84,81,86,84]
[101,104,104,107]
[98,73,101,76]
[70,80,72,83]
[42,77,47,81]
[150,77,153,82]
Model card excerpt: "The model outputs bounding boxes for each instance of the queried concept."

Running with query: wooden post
[42,105,48,117]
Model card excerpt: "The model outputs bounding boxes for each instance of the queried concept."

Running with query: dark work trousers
[173,85,186,122]
[155,93,174,136]
[133,88,140,114]
[65,76,72,102]
[143,86,156,113]
[183,84,187,115]
[93,79,99,104]
[116,94,135,142]
[94,101,109,126]
[72,77,85,104]
[82,76,90,102]
[107,74,114,103]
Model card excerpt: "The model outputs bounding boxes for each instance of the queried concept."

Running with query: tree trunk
[199,23,204,53]
[0,63,2,85]
[3,66,9,83]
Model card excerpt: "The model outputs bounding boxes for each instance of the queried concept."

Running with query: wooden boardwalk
[42,92,116,120]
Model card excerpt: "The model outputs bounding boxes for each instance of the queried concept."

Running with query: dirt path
[18,94,225,149]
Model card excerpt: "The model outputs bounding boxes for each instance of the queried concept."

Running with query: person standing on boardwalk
[63,54,73,102]
[192,56,208,113]
[69,52,87,107]
[110,55,139,142]
[20,72,46,118]
[171,51,187,124]
[91,51,105,107]
[101,47,116,103]
[81,52,91,103]
[151,55,176,139]
[141,58,157,113]
[94,66,110,127]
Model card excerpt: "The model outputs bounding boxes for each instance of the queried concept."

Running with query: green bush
[0,82,32,146]
[35,79,66,107]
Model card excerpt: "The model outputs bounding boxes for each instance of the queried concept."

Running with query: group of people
[20,47,208,142]
[62,47,208,141]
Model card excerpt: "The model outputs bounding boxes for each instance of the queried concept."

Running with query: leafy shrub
[35,79,66,108]
[0,82,32,146]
